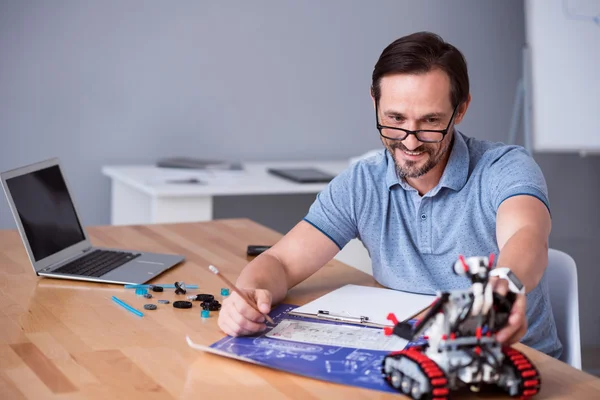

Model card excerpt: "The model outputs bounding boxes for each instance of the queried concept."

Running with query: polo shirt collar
[385,130,469,193]
[436,130,469,192]
[385,150,402,189]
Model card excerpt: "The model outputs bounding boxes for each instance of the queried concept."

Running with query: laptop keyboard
[53,249,141,278]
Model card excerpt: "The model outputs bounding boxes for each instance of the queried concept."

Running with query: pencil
[112,296,144,317]
[208,265,275,324]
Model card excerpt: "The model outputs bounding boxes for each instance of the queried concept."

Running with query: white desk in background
[101,161,349,225]
[102,160,374,275]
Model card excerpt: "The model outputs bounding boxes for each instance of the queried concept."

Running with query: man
[218,32,562,357]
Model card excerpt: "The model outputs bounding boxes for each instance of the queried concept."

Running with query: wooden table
[1,219,599,399]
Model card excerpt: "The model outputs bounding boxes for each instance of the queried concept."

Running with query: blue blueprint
[209,304,425,394]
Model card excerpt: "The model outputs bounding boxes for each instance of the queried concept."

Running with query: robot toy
[381,255,541,399]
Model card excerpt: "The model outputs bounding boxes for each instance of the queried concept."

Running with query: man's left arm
[496,195,552,292]
[494,194,551,344]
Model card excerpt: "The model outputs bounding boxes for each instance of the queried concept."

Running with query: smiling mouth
[402,150,424,156]
[396,148,428,159]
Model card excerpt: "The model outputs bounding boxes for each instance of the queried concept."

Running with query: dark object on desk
[157,157,243,170]
[165,178,204,184]
[189,293,215,302]
[247,245,271,256]
[201,299,222,311]
[174,281,187,295]
[267,168,334,183]
[173,300,193,309]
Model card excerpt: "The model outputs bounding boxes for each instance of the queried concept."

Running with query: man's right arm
[217,220,340,336]
[237,220,341,303]
[218,161,365,336]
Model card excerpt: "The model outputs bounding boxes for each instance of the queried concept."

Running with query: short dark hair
[371,32,469,108]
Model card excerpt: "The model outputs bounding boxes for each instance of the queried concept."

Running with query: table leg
[110,180,153,225]
[152,196,213,223]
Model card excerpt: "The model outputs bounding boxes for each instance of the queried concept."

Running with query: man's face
[376,69,458,179]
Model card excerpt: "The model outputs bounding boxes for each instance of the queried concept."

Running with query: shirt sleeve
[303,167,359,250]
[485,146,550,213]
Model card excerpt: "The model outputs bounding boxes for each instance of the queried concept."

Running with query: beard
[386,137,452,179]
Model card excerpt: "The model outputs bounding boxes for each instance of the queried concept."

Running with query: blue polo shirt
[304,131,562,357]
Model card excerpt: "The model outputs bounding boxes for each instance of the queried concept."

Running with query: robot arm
[385,293,450,340]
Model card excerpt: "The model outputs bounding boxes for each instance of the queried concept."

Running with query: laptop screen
[6,165,85,261]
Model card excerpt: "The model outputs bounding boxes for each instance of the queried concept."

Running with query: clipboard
[288,284,436,328]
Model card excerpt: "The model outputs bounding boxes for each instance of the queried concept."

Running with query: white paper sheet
[289,284,436,327]
[265,319,408,351]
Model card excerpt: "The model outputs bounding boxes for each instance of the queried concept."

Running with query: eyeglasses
[376,102,459,143]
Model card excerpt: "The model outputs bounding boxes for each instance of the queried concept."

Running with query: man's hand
[493,278,527,344]
[217,288,272,337]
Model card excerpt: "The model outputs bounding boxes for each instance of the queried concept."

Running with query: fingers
[218,305,265,337]
[492,277,508,296]
[232,291,267,323]
[496,293,527,344]
[504,313,528,344]
[217,290,269,337]
[250,289,273,314]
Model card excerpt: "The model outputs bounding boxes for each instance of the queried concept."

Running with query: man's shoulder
[329,149,389,195]
[349,149,387,166]
[461,133,533,170]
[347,149,389,177]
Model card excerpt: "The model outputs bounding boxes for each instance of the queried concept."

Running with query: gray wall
[0,0,524,229]
[1,0,598,370]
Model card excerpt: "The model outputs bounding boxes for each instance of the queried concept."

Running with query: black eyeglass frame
[375,102,459,143]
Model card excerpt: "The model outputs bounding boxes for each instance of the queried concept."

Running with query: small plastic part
[151,285,164,292]
[188,294,214,302]
[174,281,187,295]
[221,288,230,296]
[144,304,157,310]
[125,284,199,289]
[201,300,222,311]
[157,299,170,304]
[173,300,193,309]
[143,293,153,299]
[201,309,210,318]
[135,288,148,296]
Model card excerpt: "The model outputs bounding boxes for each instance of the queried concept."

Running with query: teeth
[403,151,423,156]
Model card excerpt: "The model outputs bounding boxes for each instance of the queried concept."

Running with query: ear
[370,88,376,109]
[453,93,472,125]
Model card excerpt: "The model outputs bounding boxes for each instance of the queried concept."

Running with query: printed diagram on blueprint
[206,304,426,394]
[266,319,407,351]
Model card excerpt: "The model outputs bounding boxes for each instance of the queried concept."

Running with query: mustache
[388,142,431,153]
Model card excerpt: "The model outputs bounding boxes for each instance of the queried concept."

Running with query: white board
[525,0,600,152]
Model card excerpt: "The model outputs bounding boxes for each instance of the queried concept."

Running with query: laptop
[1,158,185,285]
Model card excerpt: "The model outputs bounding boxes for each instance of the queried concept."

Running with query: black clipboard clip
[317,310,370,324]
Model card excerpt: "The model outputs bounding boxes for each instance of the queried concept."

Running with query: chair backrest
[545,248,582,369]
